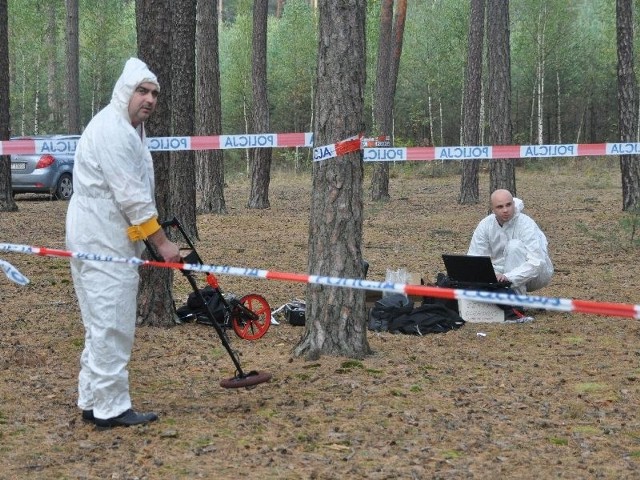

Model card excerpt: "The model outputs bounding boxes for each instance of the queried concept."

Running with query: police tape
[4,134,638,162]
[0,258,29,285]
[1,242,639,320]
[312,134,363,162]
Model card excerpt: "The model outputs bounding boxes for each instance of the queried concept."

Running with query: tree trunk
[65,0,80,133]
[0,0,17,212]
[136,0,176,327]
[371,0,406,202]
[370,0,393,202]
[196,0,227,214]
[247,0,272,209]
[459,0,485,205]
[389,0,406,101]
[169,0,198,239]
[536,6,546,146]
[616,0,640,211]
[487,0,515,196]
[46,2,60,130]
[294,0,370,360]
[556,71,562,143]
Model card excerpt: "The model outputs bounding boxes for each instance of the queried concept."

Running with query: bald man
[467,189,553,295]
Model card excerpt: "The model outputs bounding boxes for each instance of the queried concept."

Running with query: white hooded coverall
[66,58,159,419]
[467,198,553,295]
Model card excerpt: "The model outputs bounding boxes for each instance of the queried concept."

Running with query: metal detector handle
[160,217,204,265]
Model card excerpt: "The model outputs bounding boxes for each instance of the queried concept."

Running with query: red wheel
[231,294,271,340]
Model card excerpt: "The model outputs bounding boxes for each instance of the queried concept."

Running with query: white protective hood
[110,57,160,120]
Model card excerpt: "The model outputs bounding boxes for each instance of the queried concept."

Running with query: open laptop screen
[442,254,503,286]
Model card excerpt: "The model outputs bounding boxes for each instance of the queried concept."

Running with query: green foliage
[395,1,469,146]
[267,0,316,134]
[5,0,625,149]
[8,0,136,135]
[511,0,617,144]
[78,0,137,122]
[220,13,253,134]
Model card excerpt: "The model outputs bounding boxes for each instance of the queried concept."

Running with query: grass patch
[572,425,600,435]
[549,437,568,446]
[443,450,462,459]
[336,360,364,374]
[575,382,607,393]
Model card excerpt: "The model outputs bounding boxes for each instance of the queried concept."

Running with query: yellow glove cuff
[127,216,161,241]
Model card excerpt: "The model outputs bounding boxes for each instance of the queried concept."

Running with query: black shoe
[82,410,95,423]
[94,409,158,429]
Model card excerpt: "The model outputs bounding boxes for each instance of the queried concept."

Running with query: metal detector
[143,218,272,389]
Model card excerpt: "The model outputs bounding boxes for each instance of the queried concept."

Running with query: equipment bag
[368,293,414,332]
[177,285,226,324]
[388,303,465,335]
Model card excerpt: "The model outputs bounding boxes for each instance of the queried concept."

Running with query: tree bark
[169,0,198,239]
[46,2,60,130]
[535,6,546,146]
[136,0,176,327]
[487,0,515,196]
[459,0,485,205]
[196,0,227,215]
[616,0,640,211]
[247,0,272,209]
[0,0,17,212]
[370,0,406,202]
[294,0,370,360]
[370,0,393,202]
[65,0,80,133]
[556,72,562,143]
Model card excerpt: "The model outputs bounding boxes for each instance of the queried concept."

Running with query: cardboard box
[458,299,504,323]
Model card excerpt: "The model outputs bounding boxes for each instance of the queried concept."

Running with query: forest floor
[1,158,640,479]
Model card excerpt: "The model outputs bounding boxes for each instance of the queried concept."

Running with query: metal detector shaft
[142,238,248,378]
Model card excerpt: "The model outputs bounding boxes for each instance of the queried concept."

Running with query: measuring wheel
[231,294,271,340]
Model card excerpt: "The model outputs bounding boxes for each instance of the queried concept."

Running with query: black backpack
[388,303,465,335]
[368,293,414,332]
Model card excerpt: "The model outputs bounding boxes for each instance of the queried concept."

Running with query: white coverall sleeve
[92,127,158,226]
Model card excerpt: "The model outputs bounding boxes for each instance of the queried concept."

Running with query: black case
[285,304,306,326]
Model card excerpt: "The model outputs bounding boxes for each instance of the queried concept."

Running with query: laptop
[441,254,511,290]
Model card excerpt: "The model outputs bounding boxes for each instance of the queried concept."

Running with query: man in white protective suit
[467,189,553,296]
[66,58,181,429]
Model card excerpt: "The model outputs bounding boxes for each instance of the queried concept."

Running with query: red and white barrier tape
[312,134,363,162]
[3,134,638,162]
[1,242,638,320]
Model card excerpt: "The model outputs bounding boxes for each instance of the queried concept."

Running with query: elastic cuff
[127,216,161,241]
